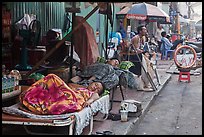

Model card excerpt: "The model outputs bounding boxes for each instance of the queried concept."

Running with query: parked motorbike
[171,39,202,54]
[186,43,202,53]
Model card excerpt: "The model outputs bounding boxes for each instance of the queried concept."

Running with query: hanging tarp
[73,16,100,69]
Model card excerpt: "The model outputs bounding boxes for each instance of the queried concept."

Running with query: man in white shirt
[155,23,164,53]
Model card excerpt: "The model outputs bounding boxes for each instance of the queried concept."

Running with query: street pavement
[127,70,202,135]
[2,59,178,135]
[82,60,175,135]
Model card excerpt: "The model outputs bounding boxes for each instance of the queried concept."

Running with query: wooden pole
[25,4,100,77]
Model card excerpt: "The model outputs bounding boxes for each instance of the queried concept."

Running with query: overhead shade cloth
[73,16,100,69]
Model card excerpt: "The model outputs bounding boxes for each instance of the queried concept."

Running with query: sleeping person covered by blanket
[19,74,105,115]
[74,58,139,90]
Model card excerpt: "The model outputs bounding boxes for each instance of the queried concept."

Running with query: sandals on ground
[93,130,114,135]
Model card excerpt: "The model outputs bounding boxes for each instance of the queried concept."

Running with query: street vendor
[128,25,155,90]
[131,25,147,54]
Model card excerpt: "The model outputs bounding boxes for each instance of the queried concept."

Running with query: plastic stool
[178,71,190,82]
[165,50,174,60]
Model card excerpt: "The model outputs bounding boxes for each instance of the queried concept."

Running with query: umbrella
[126,2,170,24]
[116,6,130,19]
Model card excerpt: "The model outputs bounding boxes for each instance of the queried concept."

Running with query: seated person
[19,74,104,115]
[160,31,173,60]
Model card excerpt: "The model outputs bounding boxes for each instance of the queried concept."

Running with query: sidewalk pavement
[82,60,175,135]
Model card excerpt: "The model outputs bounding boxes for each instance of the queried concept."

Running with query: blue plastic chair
[165,49,174,60]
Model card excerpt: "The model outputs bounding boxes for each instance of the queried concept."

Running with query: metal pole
[105,14,109,60]
[188,2,191,19]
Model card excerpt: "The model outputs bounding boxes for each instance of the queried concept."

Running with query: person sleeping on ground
[75,58,139,90]
[74,58,119,90]
[19,74,105,115]
[76,57,155,91]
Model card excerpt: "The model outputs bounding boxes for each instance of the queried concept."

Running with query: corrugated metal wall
[7,2,65,36]
[5,2,121,57]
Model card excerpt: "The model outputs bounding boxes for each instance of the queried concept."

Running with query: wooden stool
[178,71,190,82]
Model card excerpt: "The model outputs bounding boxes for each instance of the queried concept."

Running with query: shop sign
[126,14,147,20]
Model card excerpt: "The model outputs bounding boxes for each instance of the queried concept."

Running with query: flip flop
[103,130,115,135]
[95,130,115,135]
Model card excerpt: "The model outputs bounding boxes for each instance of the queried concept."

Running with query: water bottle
[10,70,21,91]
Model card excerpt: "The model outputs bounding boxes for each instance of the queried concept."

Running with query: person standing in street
[155,23,164,53]
[131,25,147,53]
[128,25,155,91]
